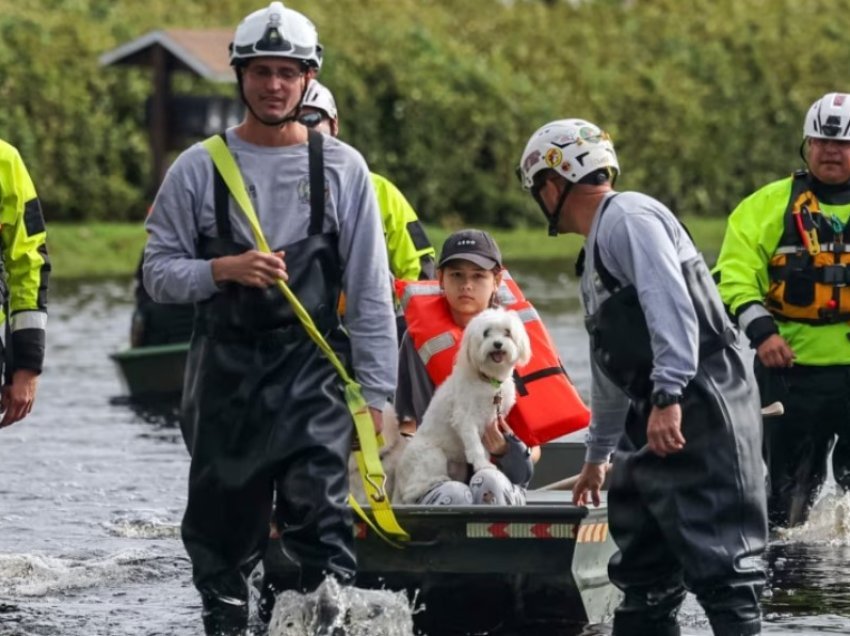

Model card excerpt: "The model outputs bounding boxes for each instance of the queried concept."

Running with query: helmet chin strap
[799,138,809,167]
[533,180,572,237]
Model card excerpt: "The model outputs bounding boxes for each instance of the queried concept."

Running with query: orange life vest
[396,271,590,446]
[766,170,850,324]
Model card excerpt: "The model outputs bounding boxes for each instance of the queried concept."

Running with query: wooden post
[150,44,171,196]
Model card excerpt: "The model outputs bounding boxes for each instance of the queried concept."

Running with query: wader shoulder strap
[307,129,325,236]
[591,194,623,293]
[212,131,324,240]
[213,133,234,241]
[201,134,409,545]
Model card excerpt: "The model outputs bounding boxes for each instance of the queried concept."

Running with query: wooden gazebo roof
[99,29,235,83]
[100,29,239,193]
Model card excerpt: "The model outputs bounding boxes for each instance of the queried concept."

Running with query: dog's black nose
[493,341,503,349]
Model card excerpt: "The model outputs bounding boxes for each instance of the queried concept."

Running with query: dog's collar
[478,373,504,416]
[478,372,502,388]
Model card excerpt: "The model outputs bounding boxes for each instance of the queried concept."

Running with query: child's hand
[482,417,508,457]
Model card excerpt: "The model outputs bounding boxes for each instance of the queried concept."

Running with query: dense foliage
[2,0,850,224]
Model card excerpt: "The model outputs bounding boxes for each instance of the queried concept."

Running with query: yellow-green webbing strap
[202,135,409,544]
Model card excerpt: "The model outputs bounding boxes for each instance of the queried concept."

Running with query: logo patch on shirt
[297,177,311,204]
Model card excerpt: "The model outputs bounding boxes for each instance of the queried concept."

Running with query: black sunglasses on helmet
[298,111,326,128]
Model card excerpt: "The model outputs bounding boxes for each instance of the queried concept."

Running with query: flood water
[0,267,849,635]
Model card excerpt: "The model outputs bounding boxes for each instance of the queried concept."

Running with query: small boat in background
[110,341,189,401]
[111,255,193,402]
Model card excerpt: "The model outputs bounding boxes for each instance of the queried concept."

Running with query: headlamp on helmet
[229,1,323,69]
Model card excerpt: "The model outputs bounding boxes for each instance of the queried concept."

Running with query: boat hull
[265,495,618,632]
[110,342,189,400]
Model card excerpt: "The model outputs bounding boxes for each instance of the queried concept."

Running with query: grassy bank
[49,223,148,279]
[48,216,729,280]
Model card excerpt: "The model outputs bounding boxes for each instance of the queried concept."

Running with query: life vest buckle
[821,264,850,287]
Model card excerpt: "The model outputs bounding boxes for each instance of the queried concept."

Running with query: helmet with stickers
[517,118,619,191]
[230,1,323,69]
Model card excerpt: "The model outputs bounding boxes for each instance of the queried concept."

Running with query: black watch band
[651,390,683,409]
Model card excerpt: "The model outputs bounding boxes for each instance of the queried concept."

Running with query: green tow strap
[203,135,409,546]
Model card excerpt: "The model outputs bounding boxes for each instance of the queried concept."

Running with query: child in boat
[394,229,541,505]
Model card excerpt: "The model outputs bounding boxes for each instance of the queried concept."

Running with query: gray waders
[584,201,768,636]
[181,131,355,635]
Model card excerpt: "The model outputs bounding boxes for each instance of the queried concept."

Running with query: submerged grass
[46,216,729,280]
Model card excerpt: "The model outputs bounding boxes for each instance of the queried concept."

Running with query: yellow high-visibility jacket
[371,173,435,282]
[0,139,49,374]
[714,174,850,365]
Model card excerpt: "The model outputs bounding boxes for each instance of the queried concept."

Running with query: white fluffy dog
[393,308,532,504]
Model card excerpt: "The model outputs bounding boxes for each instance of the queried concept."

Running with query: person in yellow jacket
[714,92,850,529]
[299,80,436,285]
[0,139,49,429]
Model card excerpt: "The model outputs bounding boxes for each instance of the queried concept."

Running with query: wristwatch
[650,390,683,409]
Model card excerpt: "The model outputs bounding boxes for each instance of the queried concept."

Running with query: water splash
[0,549,169,596]
[777,490,850,545]
[267,577,417,636]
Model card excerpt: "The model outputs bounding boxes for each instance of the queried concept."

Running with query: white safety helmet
[301,80,338,120]
[804,93,850,140]
[230,1,323,69]
[517,118,619,191]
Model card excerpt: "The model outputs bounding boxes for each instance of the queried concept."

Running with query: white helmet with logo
[302,80,338,120]
[804,93,850,140]
[230,1,323,69]
[517,118,619,191]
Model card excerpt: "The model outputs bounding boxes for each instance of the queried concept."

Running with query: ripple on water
[103,511,181,539]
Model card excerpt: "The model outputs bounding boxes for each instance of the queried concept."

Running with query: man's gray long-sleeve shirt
[143,128,397,408]
[580,191,700,463]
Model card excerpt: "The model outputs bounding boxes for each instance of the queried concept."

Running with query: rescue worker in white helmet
[143,3,397,634]
[229,0,322,126]
[298,79,436,338]
[518,119,767,635]
[715,92,850,529]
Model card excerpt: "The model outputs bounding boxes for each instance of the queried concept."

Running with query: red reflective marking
[530,523,552,538]
[489,522,510,538]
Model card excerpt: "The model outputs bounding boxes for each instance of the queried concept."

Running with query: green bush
[3,0,850,225]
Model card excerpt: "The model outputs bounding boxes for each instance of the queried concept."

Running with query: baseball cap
[438,229,502,270]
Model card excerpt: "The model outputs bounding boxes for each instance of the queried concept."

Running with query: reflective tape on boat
[576,522,609,543]
[466,522,575,539]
